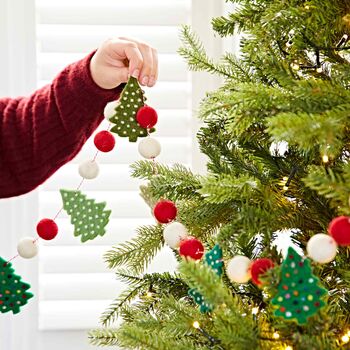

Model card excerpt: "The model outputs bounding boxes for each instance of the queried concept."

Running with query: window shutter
[36,0,193,330]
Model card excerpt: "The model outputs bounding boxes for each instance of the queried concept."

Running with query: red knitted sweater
[0,52,123,198]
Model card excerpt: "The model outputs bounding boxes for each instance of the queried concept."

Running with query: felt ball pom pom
[78,160,100,179]
[36,218,58,240]
[136,106,158,128]
[153,200,177,223]
[17,237,38,259]
[328,216,350,246]
[179,237,204,260]
[138,137,161,159]
[226,256,252,284]
[250,258,274,286]
[307,233,337,264]
[94,131,115,152]
[104,100,119,120]
[163,222,188,248]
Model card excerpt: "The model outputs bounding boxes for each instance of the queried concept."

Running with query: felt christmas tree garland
[1,76,161,314]
[109,77,155,142]
[60,189,111,243]
[0,257,33,314]
[271,246,327,325]
[188,244,224,313]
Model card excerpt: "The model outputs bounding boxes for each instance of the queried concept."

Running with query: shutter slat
[37,25,181,54]
[38,53,188,82]
[37,0,190,26]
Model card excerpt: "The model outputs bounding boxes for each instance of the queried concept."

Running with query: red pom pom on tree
[153,200,177,223]
[250,258,274,286]
[136,106,158,129]
[36,218,58,240]
[328,216,350,246]
[179,237,204,260]
[94,130,115,152]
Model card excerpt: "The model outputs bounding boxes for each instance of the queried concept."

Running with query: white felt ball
[17,237,38,259]
[78,160,99,179]
[307,233,337,264]
[163,222,189,248]
[226,255,252,283]
[138,137,161,159]
[104,100,119,120]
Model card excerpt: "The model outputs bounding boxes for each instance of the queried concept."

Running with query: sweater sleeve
[0,51,123,198]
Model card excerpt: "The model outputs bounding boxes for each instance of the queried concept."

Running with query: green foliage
[90,1,350,349]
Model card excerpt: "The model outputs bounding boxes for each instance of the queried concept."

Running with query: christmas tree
[90,1,350,349]
[0,257,33,314]
[60,189,111,242]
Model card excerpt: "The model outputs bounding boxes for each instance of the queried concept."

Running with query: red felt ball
[179,237,204,260]
[136,106,158,129]
[153,200,177,223]
[94,131,115,152]
[328,216,350,246]
[250,258,274,286]
[36,218,58,241]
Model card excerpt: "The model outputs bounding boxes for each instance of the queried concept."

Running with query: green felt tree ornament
[60,189,111,243]
[0,257,33,314]
[271,246,327,325]
[109,76,155,142]
[188,244,223,313]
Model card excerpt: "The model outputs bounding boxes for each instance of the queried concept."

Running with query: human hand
[90,37,158,89]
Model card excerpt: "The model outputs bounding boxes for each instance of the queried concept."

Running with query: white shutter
[36,0,193,331]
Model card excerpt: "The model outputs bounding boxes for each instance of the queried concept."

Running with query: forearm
[0,51,123,198]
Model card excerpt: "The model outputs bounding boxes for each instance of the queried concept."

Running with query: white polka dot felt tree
[60,189,111,243]
[108,77,155,142]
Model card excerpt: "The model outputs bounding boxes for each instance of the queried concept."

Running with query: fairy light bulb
[342,334,350,343]
[283,185,289,191]
[252,307,259,315]
[316,67,322,73]
[285,346,293,350]
[146,291,153,298]
[347,330,350,336]
[322,154,329,163]
[282,176,288,182]
[193,321,200,329]
[304,5,310,10]
[291,63,300,70]
[272,332,280,339]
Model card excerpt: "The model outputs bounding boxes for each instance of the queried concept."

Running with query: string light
[304,5,310,10]
[285,346,293,350]
[341,334,350,344]
[252,307,259,315]
[146,291,153,298]
[291,63,300,70]
[283,185,289,191]
[272,332,280,339]
[347,330,350,336]
[193,321,200,329]
[282,176,288,182]
[322,154,329,163]
[316,67,322,73]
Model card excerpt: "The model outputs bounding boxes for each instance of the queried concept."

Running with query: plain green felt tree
[0,257,33,314]
[60,189,111,243]
[109,76,155,142]
[90,2,350,349]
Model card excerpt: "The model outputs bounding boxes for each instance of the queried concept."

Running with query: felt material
[153,200,177,224]
[188,244,223,313]
[0,257,33,314]
[60,189,111,243]
[328,216,350,246]
[36,218,58,240]
[250,258,274,286]
[271,246,327,325]
[109,77,155,142]
[179,238,204,260]
[94,130,115,152]
[136,106,158,128]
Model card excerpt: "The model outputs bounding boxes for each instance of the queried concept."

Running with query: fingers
[118,37,158,87]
